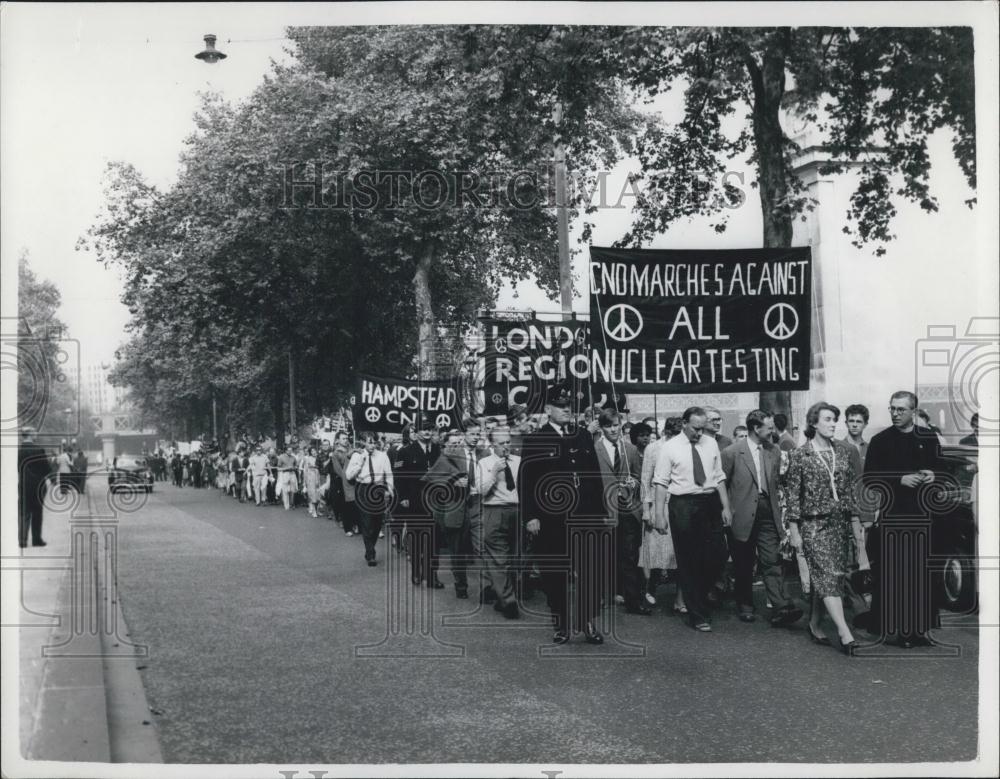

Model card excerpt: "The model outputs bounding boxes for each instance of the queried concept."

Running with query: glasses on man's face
[889,406,912,415]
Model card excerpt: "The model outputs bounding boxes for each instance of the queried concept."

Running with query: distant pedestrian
[774,414,796,452]
[18,427,50,548]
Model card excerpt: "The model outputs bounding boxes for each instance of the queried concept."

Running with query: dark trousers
[481,505,517,605]
[730,498,790,611]
[865,519,938,642]
[341,498,359,534]
[19,490,44,547]
[405,516,440,583]
[616,512,644,608]
[329,483,344,521]
[355,485,384,561]
[669,493,727,624]
[538,525,607,631]
[442,522,472,591]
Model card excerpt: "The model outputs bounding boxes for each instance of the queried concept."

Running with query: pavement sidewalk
[5,477,162,770]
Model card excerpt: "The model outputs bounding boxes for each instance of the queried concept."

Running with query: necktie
[467,450,476,488]
[613,443,622,478]
[691,442,706,486]
[368,454,375,484]
[757,445,768,494]
[503,459,516,491]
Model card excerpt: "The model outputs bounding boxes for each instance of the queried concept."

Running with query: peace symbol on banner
[764,303,799,340]
[364,406,381,423]
[603,304,643,343]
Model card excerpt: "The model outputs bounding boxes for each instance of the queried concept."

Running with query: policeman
[519,384,607,644]
[394,415,444,588]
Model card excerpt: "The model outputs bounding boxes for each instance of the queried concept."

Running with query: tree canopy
[84,25,978,433]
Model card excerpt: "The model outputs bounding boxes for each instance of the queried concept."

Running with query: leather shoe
[738,612,756,623]
[770,606,804,627]
[501,602,520,620]
[583,621,604,644]
[428,576,445,590]
[455,588,469,599]
[411,574,424,586]
[367,559,377,567]
[32,540,47,547]
[624,604,653,616]
[552,627,569,644]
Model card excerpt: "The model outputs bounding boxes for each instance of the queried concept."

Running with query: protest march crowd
[123,383,974,656]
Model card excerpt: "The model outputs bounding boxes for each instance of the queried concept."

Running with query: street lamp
[195,34,227,64]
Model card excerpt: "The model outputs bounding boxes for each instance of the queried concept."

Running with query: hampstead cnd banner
[479,318,613,414]
[588,246,813,394]
[353,374,463,433]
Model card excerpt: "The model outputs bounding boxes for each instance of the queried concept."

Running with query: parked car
[931,444,978,612]
[108,454,154,494]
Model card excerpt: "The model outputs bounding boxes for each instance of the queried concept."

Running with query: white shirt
[248,454,269,477]
[345,449,394,493]
[600,436,621,469]
[748,438,767,494]
[652,433,725,495]
[478,452,521,505]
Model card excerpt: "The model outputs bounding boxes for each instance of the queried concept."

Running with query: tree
[286,25,641,378]
[613,26,976,414]
[16,251,80,436]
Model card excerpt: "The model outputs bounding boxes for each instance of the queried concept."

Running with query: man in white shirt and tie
[721,410,803,627]
[653,406,733,632]
[461,419,493,602]
[345,433,395,567]
[477,427,521,619]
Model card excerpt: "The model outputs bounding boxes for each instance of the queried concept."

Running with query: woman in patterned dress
[784,402,860,655]
[303,446,322,517]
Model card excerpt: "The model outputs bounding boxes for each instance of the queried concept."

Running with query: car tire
[939,551,976,612]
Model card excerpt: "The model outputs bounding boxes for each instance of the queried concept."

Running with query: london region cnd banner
[588,246,812,394]
[479,318,614,414]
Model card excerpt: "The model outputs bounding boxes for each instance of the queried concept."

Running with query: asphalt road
[110,481,979,765]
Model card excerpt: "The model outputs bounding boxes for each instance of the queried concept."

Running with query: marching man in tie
[345,433,395,567]
[476,427,522,619]
[652,406,733,632]
[720,410,803,627]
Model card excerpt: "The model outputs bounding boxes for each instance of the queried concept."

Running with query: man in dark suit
[395,417,444,588]
[861,390,943,648]
[18,426,51,548]
[519,384,607,644]
[721,410,803,626]
[594,407,650,615]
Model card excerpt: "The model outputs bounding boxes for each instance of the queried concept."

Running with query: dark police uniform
[394,438,442,586]
[19,434,51,547]
[518,385,607,641]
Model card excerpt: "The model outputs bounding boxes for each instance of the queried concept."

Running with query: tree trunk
[271,376,286,451]
[413,244,437,381]
[748,31,794,419]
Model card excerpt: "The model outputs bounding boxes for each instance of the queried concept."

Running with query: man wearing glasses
[859,391,942,649]
[703,406,733,451]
